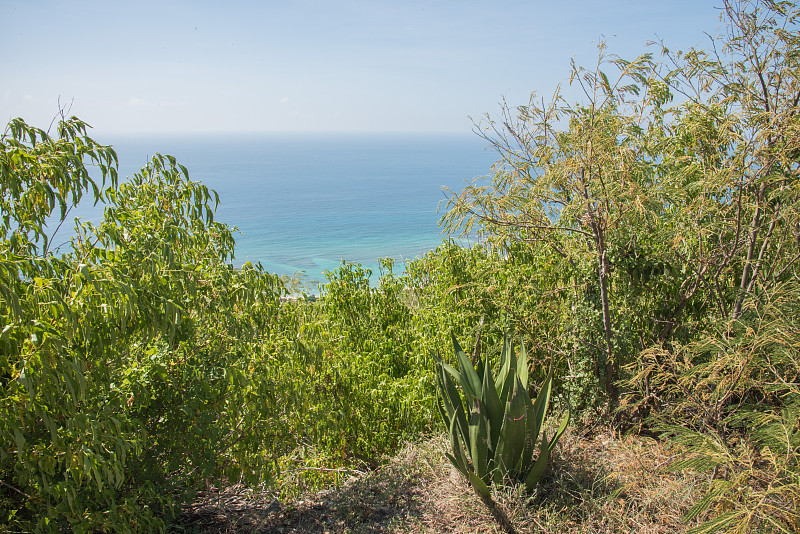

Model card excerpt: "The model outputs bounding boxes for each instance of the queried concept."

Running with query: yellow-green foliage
[0,118,290,531]
[0,120,441,531]
[627,281,800,533]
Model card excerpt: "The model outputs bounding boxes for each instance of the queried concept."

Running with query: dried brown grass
[171,429,708,533]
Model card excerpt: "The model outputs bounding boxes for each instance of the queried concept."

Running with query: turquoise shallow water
[59,132,497,283]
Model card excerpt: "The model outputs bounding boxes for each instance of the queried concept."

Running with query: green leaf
[468,397,489,480]
[437,362,468,442]
[13,428,26,454]
[466,470,492,499]
[495,334,512,395]
[516,338,529,391]
[498,376,530,476]
[492,434,507,486]
[529,367,554,449]
[481,350,504,454]
[548,406,570,452]
[525,435,550,490]
[453,334,481,402]
[448,414,470,478]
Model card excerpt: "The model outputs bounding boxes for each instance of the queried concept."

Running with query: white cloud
[279,97,289,103]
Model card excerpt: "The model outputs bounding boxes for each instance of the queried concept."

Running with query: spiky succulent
[434,334,569,497]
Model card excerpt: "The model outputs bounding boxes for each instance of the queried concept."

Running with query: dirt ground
[171,430,704,534]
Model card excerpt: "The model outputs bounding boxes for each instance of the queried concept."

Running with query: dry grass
[171,429,708,533]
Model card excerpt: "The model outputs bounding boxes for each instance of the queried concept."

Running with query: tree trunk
[597,245,618,406]
[732,183,767,319]
[581,168,618,407]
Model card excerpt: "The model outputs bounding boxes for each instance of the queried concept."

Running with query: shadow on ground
[170,456,425,533]
[170,430,700,534]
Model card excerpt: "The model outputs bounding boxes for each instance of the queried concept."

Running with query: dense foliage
[440,1,800,531]
[0,121,439,531]
[1,1,798,532]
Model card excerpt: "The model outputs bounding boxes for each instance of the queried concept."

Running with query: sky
[1,0,724,134]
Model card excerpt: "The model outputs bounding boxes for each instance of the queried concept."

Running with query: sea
[58,132,498,285]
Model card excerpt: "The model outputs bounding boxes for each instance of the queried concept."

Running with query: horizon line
[91,128,481,136]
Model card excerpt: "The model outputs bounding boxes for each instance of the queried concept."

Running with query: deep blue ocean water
[60,132,497,283]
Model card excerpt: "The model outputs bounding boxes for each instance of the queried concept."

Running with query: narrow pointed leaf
[440,362,462,384]
[448,414,470,476]
[548,406,570,452]
[498,370,515,410]
[453,334,481,402]
[499,376,531,476]
[498,335,519,407]
[439,365,468,437]
[466,471,492,499]
[481,351,504,453]
[517,338,529,391]
[529,367,554,446]
[492,436,507,486]
[525,435,551,490]
[445,452,468,478]
[432,351,461,385]
[468,398,489,479]
[494,334,510,394]
[436,368,457,421]
[436,396,449,429]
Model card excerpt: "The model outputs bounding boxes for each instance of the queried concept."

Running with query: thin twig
[282,466,368,476]
[0,479,34,501]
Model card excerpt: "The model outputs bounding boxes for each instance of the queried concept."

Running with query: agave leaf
[524,406,570,491]
[432,351,462,387]
[520,404,536,470]
[522,368,553,469]
[491,436,507,486]
[508,338,517,380]
[444,452,466,476]
[481,350,504,453]
[529,367,554,446]
[437,366,460,425]
[438,365,469,446]
[468,397,489,480]
[453,334,481,403]
[433,347,464,387]
[517,339,529,391]
[436,395,449,429]
[495,334,516,399]
[448,413,470,477]
[524,433,550,490]
[499,375,531,476]
[548,406,570,452]
[451,409,495,501]
[466,470,492,499]
[440,361,463,384]
[498,373,514,414]
[494,334,509,394]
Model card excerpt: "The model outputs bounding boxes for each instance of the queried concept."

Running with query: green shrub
[0,118,287,532]
[626,281,800,533]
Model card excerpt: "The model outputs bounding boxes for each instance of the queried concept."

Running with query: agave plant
[434,334,570,497]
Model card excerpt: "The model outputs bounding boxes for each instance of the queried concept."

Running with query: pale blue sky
[1,0,723,133]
